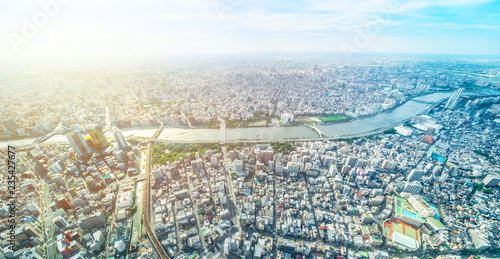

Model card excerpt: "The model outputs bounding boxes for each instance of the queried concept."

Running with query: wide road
[143,122,170,259]
[41,182,56,259]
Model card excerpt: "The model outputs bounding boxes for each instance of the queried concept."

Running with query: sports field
[384,219,419,240]
[318,115,350,123]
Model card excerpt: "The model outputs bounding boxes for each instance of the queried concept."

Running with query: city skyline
[1,1,500,259]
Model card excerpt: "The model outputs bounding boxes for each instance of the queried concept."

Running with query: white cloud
[161,13,216,21]
[420,22,500,29]
[306,0,496,13]
[225,11,394,32]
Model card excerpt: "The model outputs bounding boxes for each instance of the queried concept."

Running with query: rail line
[142,123,169,259]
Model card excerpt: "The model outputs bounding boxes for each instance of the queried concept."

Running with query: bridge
[152,122,164,139]
[17,97,449,153]
[136,99,447,145]
[220,122,226,144]
[19,98,448,153]
[306,123,330,138]
[420,97,447,115]
[33,121,65,145]
[411,99,435,105]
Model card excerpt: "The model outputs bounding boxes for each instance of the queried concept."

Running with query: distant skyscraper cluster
[65,125,129,157]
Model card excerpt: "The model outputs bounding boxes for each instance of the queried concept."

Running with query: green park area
[226,142,295,154]
[317,114,351,123]
[152,143,221,165]
[271,142,296,153]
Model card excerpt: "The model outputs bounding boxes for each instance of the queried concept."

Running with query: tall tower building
[346,156,358,168]
[26,150,48,177]
[66,131,92,157]
[112,127,128,149]
[407,169,424,182]
[431,233,448,246]
[482,174,500,187]
[87,124,108,147]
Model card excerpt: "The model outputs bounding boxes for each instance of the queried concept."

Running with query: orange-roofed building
[423,135,433,144]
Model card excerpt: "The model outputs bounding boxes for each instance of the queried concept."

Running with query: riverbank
[325,99,410,125]
[0,92,457,148]
[409,90,454,99]
[0,132,46,142]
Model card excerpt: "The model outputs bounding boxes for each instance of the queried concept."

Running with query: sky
[0,0,499,62]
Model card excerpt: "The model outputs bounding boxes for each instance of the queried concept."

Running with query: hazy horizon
[1,0,500,63]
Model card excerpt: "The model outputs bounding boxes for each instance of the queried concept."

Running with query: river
[0,91,467,148]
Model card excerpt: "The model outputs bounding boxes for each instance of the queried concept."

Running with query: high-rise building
[445,88,464,110]
[262,150,274,163]
[403,181,423,195]
[66,131,92,157]
[25,150,48,178]
[381,160,390,169]
[53,216,68,229]
[115,150,126,162]
[341,165,351,175]
[48,160,65,174]
[112,127,128,149]
[407,169,424,182]
[431,233,448,246]
[3,117,18,131]
[439,173,449,182]
[346,156,358,167]
[468,228,491,250]
[482,174,500,187]
[87,124,108,147]
[355,159,366,168]
[386,161,397,170]
[234,160,244,171]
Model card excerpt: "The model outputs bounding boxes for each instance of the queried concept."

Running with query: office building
[403,181,423,195]
[3,117,18,131]
[48,160,65,174]
[341,165,351,175]
[115,150,126,162]
[66,131,92,157]
[407,169,424,182]
[26,150,48,177]
[468,228,491,250]
[439,173,448,182]
[482,174,500,187]
[54,216,68,229]
[346,156,358,167]
[431,233,448,246]
[87,124,108,147]
[234,160,244,171]
[112,127,128,149]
